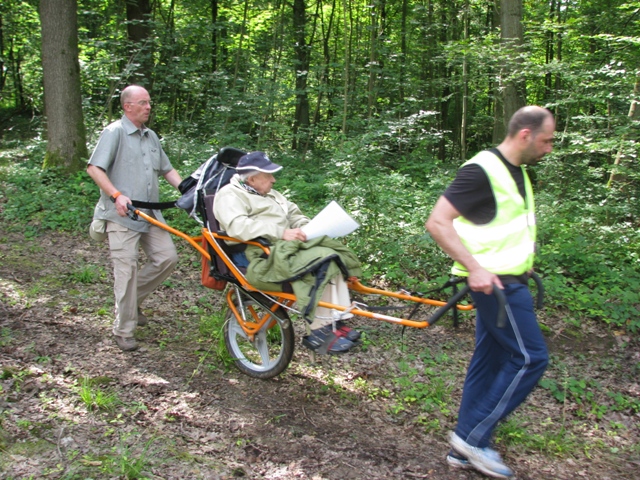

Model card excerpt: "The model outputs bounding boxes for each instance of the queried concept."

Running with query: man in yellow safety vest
[426,106,555,479]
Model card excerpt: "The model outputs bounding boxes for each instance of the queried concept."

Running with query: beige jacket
[213,175,309,243]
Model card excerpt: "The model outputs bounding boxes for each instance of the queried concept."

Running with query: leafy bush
[536,190,640,332]
[0,142,97,236]
[2,124,639,333]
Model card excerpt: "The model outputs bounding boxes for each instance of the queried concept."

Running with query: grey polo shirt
[88,115,174,232]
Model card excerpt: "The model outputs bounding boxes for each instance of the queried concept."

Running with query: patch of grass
[319,371,358,402]
[110,435,155,479]
[353,376,390,400]
[391,350,457,415]
[26,276,65,298]
[415,415,441,433]
[193,311,234,372]
[539,374,640,420]
[1,437,54,460]
[0,366,30,390]
[496,416,584,456]
[16,418,32,430]
[77,433,155,480]
[70,264,105,284]
[78,376,120,412]
[0,327,13,347]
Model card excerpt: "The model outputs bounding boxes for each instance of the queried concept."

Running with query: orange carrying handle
[128,206,474,329]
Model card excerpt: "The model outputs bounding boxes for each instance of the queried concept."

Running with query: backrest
[177,146,246,224]
[202,194,246,278]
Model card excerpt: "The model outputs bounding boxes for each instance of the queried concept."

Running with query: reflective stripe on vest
[452,151,536,277]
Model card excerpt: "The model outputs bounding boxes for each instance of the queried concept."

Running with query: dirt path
[1,229,638,479]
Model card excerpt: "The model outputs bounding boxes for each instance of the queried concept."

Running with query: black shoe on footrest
[302,324,355,354]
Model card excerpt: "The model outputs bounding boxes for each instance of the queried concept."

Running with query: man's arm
[425,196,502,294]
[163,168,182,189]
[86,164,130,217]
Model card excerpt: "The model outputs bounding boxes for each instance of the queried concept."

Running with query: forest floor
[1,226,639,480]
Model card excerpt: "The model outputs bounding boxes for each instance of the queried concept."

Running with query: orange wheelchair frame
[130,207,475,379]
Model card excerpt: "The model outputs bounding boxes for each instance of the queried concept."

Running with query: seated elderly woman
[213,151,361,354]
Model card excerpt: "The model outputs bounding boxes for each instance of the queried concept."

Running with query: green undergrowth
[375,342,640,461]
[1,133,639,332]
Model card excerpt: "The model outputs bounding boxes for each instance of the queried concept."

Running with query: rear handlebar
[428,283,507,328]
[530,271,544,309]
[430,273,544,329]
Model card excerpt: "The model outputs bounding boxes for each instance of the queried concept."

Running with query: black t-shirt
[443,148,527,225]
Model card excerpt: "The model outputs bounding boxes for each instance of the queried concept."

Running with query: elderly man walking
[87,85,182,351]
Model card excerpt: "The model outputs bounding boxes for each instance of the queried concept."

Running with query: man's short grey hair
[238,170,259,181]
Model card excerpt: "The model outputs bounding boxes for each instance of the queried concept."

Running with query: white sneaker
[449,432,514,478]
[446,450,472,469]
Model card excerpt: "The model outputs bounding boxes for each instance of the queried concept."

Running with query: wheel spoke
[253,329,276,369]
[228,319,248,340]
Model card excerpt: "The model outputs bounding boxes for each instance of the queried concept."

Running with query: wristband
[109,191,121,203]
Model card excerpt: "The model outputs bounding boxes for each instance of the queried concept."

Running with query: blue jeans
[455,283,549,448]
[231,251,249,268]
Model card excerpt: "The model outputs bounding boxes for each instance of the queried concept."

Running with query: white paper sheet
[301,201,360,240]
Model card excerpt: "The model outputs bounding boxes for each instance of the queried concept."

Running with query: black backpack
[176,147,246,225]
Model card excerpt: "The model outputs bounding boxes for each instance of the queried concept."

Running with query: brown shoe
[114,335,138,351]
[137,308,148,326]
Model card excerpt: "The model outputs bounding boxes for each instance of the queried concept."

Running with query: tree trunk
[341,0,352,136]
[498,0,525,134]
[367,0,378,118]
[460,0,469,160]
[0,14,5,94]
[544,0,556,102]
[398,0,407,107]
[292,0,310,150]
[211,0,218,72]
[39,0,87,172]
[231,0,249,90]
[608,73,640,187]
[125,0,153,88]
[258,0,286,149]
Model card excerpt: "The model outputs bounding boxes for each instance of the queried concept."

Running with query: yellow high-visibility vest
[452,151,536,277]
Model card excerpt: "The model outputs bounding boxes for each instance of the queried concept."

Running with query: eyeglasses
[126,100,153,107]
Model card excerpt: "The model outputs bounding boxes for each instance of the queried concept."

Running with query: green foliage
[0,144,97,236]
[278,132,453,286]
[536,189,640,332]
[391,351,456,415]
[539,376,640,419]
[77,377,120,413]
[3,124,640,333]
[0,1,42,111]
[70,264,106,284]
[0,328,13,348]
[95,432,154,479]
[496,416,581,455]
[195,310,235,372]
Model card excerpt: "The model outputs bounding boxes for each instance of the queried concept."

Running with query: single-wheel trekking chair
[127,147,543,379]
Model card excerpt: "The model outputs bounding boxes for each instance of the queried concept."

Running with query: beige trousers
[310,275,353,330]
[107,222,178,338]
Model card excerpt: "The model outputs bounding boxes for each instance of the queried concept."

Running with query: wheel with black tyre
[224,296,295,379]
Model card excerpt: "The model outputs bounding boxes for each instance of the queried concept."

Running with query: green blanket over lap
[245,236,362,321]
